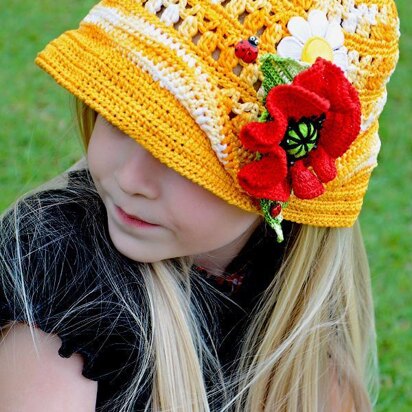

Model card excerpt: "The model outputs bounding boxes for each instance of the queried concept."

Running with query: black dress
[0,169,293,411]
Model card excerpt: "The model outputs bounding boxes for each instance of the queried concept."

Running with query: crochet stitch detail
[35,0,400,228]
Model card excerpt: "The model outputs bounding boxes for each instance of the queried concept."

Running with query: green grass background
[0,1,410,410]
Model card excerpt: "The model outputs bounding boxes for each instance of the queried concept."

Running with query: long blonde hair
[75,97,378,411]
[0,98,378,412]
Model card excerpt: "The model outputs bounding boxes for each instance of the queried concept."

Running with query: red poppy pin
[237,55,361,241]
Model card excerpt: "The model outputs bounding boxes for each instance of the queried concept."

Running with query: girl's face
[88,115,260,271]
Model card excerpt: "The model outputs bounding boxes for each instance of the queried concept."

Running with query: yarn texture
[35,0,400,227]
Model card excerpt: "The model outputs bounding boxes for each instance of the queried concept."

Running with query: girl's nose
[115,140,162,199]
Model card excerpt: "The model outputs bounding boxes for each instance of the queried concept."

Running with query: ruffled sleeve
[0,170,150,390]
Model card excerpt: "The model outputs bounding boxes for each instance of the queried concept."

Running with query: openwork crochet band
[35,0,400,234]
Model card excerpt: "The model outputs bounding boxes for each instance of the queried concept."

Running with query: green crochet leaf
[258,109,270,122]
[259,54,308,104]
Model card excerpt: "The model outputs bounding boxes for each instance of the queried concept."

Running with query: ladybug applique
[270,202,282,218]
[235,36,259,63]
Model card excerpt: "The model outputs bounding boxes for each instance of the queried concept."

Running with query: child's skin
[0,117,261,411]
[0,115,355,412]
[88,114,261,275]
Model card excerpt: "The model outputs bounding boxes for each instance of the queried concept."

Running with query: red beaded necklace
[194,265,246,296]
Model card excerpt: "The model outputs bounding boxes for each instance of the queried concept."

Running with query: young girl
[0,0,400,411]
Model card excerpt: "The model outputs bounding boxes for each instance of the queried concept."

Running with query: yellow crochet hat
[35,0,400,235]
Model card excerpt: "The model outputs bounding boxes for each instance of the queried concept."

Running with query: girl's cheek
[88,129,116,179]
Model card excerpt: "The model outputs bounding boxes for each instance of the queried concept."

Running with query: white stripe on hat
[83,4,229,163]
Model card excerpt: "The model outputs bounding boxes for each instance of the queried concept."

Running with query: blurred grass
[0,1,410,410]
[359,1,412,409]
[0,1,96,203]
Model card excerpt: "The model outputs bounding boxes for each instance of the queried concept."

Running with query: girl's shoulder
[0,168,102,287]
[0,170,150,393]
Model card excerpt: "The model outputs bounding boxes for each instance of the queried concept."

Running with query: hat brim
[35,23,258,214]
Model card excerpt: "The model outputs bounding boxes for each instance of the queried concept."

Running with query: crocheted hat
[35,0,400,240]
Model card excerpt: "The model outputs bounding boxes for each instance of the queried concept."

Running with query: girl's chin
[106,220,172,263]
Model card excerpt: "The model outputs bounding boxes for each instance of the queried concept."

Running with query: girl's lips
[115,206,159,228]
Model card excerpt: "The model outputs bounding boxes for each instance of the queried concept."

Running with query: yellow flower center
[301,36,334,64]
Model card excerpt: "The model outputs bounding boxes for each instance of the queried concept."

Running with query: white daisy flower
[277,9,349,73]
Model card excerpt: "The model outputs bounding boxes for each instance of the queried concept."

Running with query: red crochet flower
[238,58,361,201]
